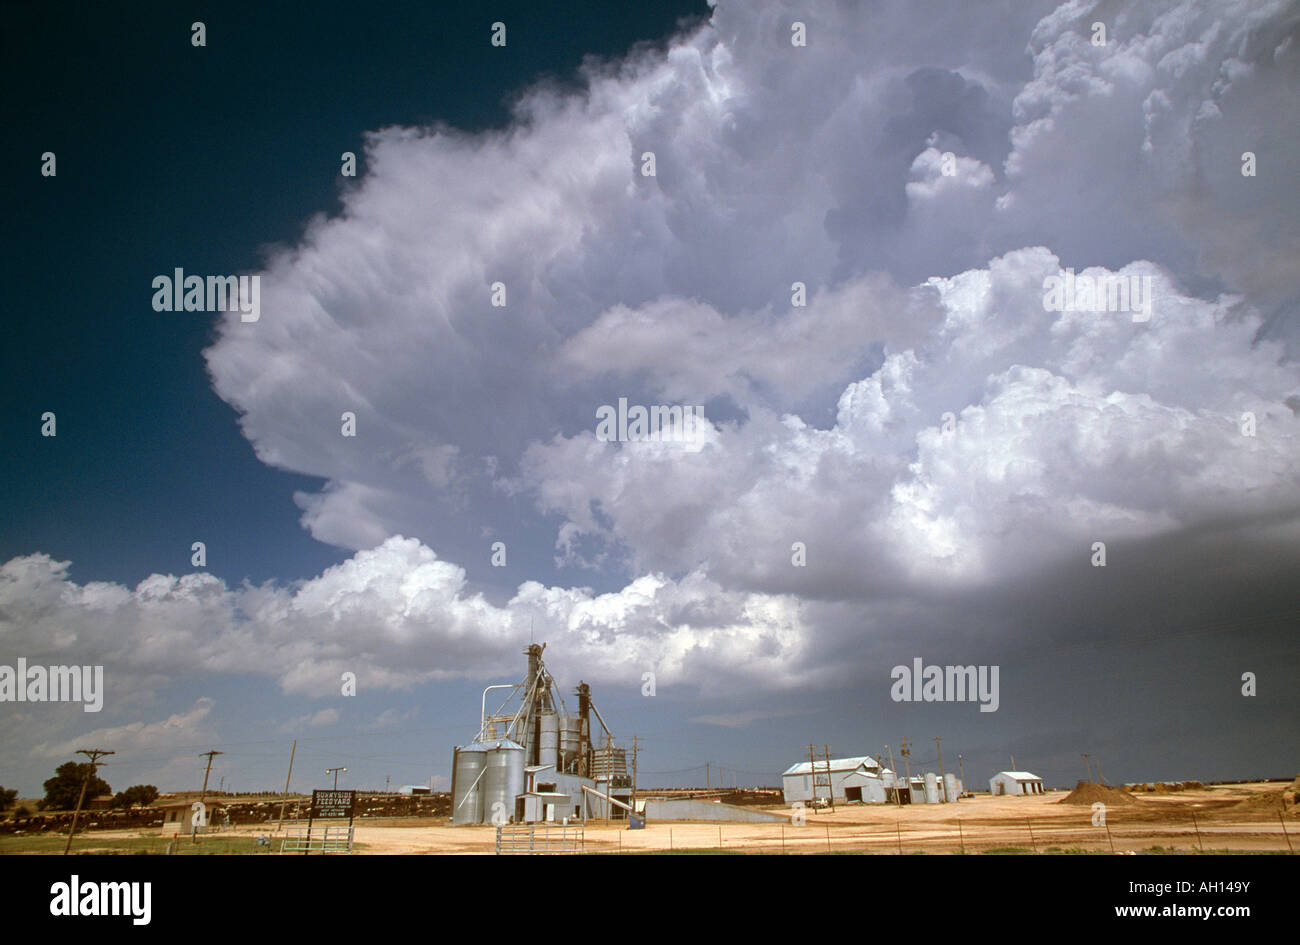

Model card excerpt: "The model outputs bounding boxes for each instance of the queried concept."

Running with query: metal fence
[496,823,585,855]
[278,823,354,854]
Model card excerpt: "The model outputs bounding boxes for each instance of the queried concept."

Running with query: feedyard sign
[277,789,357,854]
[311,790,357,820]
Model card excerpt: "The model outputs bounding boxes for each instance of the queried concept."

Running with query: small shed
[989,771,1045,795]
[521,791,574,823]
[158,800,226,835]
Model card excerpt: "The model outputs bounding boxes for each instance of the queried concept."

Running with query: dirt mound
[1225,782,1298,817]
[1058,781,1139,806]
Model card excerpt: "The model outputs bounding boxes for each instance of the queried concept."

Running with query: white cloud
[281,707,340,732]
[30,698,216,760]
[200,0,1300,572]
[0,539,815,702]
[524,248,1300,591]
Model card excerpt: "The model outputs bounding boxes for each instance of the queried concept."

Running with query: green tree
[39,762,110,811]
[112,785,160,809]
[0,787,18,812]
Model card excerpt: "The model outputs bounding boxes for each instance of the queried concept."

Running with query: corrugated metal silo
[943,772,961,802]
[451,743,488,824]
[540,712,560,768]
[482,739,526,824]
[924,772,940,804]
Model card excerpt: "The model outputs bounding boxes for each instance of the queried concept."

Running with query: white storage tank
[924,772,941,804]
[944,772,961,802]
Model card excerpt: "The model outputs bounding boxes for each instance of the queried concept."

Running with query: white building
[782,756,890,804]
[989,771,1045,795]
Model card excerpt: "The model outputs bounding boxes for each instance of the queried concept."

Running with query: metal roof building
[782,756,890,805]
[989,771,1045,795]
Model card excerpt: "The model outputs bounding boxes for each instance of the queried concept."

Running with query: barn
[782,756,890,805]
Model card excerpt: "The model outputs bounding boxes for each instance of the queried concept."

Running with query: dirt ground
[12,781,1293,855]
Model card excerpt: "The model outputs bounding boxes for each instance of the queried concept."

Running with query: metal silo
[924,772,940,804]
[540,712,560,768]
[482,739,526,825]
[451,743,488,824]
[944,772,961,802]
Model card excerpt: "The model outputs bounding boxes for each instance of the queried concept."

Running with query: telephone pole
[886,745,900,806]
[705,761,710,790]
[824,745,834,811]
[958,754,965,793]
[277,739,296,832]
[63,749,113,855]
[1082,753,1093,783]
[194,750,223,843]
[934,737,946,801]
[900,738,912,801]
[631,735,640,815]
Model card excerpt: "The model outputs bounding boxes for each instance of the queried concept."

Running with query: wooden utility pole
[194,750,223,843]
[900,737,912,801]
[886,746,900,806]
[277,739,296,832]
[934,737,946,801]
[1082,753,1093,783]
[958,754,965,793]
[630,735,639,815]
[63,749,113,855]
[705,761,709,790]
[824,746,834,811]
